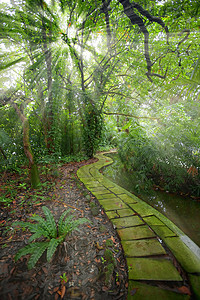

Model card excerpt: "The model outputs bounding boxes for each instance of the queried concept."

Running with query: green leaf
[0,56,26,71]
[58,214,74,236]
[58,209,72,235]
[30,215,51,238]
[42,206,57,238]
[15,242,39,262]
[28,227,49,242]
[27,242,49,270]
[46,238,61,262]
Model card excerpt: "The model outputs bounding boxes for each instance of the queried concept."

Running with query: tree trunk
[0,146,7,160]
[13,103,40,188]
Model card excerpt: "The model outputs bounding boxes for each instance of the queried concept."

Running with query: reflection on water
[103,154,200,247]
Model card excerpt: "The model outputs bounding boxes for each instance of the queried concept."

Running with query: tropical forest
[0,0,200,299]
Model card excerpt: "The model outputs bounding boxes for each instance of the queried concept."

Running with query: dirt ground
[0,158,128,300]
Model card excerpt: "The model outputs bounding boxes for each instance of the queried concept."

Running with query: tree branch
[103,111,159,120]
[118,0,169,80]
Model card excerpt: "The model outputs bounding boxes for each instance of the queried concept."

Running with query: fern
[57,209,71,235]
[27,242,49,270]
[28,228,49,242]
[58,214,74,236]
[30,214,52,237]
[15,243,40,261]
[42,206,57,238]
[46,238,62,262]
[13,206,90,269]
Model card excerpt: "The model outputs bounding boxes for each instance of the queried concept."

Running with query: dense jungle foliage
[0,0,199,196]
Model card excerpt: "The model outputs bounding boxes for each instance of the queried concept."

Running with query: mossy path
[77,152,200,300]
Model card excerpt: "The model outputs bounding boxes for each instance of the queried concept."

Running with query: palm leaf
[0,56,26,71]
[27,242,49,270]
[42,206,57,238]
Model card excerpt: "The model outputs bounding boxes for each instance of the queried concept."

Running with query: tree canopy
[0,0,199,195]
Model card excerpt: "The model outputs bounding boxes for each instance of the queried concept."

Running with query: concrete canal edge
[77,152,200,299]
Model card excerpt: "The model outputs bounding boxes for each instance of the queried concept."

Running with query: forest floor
[0,158,128,300]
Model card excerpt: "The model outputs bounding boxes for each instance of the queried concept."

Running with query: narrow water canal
[102,153,200,247]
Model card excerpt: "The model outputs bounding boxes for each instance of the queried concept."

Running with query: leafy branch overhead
[13,206,90,269]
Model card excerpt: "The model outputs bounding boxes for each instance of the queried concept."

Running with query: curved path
[77,152,200,299]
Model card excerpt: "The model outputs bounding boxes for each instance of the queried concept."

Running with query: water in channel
[102,153,200,247]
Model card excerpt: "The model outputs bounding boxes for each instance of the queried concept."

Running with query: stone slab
[77,171,91,178]
[119,194,138,204]
[122,239,166,257]
[127,281,189,300]
[92,191,113,197]
[118,225,155,241]
[104,209,135,219]
[99,199,129,211]
[111,215,144,228]
[109,187,125,195]
[151,225,177,238]
[188,274,200,299]
[88,187,109,193]
[129,203,155,217]
[101,180,116,188]
[80,178,95,185]
[85,181,102,188]
[117,208,136,218]
[89,167,101,177]
[94,193,117,199]
[106,211,119,219]
[127,258,182,281]
[163,237,200,273]
[143,216,165,226]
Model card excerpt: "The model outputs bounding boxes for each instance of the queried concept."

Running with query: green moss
[106,239,114,248]
[105,263,114,286]
[104,248,116,266]
[30,164,40,188]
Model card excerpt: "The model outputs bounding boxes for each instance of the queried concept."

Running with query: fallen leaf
[53,287,59,293]
[110,236,115,243]
[95,242,104,250]
[61,285,66,298]
[178,286,191,295]
[42,267,48,274]
[54,293,59,300]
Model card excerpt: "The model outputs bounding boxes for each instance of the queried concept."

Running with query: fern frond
[58,214,74,236]
[71,218,90,232]
[15,242,40,262]
[57,209,71,235]
[61,217,90,238]
[46,238,62,262]
[28,227,50,242]
[27,242,49,270]
[13,221,40,233]
[42,206,57,238]
[30,215,51,237]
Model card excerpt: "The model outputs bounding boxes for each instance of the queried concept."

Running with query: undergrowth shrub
[117,124,200,197]
[13,206,90,269]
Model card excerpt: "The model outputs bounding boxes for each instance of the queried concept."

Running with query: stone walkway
[77,152,200,299]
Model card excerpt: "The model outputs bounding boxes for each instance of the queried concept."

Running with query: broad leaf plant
[13,206,90,269]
